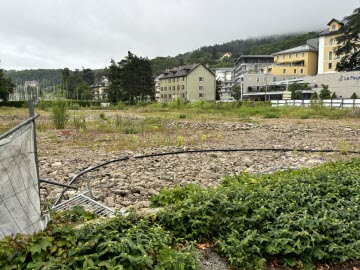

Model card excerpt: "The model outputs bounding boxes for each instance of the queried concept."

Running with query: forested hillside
[4,31,319,82]
[151,31,319,75]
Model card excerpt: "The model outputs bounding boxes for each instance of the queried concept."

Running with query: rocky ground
[37,117,360,211]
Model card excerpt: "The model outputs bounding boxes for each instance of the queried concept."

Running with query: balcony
[275,60,305,67]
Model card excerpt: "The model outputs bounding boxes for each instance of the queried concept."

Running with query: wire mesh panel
[52,192,116,217]
[0,118,46,239]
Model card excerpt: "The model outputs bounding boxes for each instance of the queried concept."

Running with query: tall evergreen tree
[335,7,360,71]
[108,52,154,104]
[0,69,15,101]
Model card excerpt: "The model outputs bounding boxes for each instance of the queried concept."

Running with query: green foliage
[0,100,28,108]
[215,78,222,101]
[0,209,200,269]
[0,69,15,102]
[319,84,331,99]
[50,99,69,129]
[73,115,86,130]
[335,7,360,72]
[152,159,360,269]
[231,85,241,100]
[5,69,62,84]
[179,114,187,119]
[351,92,358,99]
[331,92,338,99]
[108,52,155,104]
[289,82,303,99]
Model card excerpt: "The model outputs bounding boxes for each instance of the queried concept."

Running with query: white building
[211,67,235,100]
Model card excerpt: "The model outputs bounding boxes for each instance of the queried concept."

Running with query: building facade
[272,44,318,76]
[211,67,234,100]
[91,77,109,100]
[158,64,215,103]
[234,55,273,86]
[318,19,346,75]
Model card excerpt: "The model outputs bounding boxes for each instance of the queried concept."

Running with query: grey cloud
[0,0,358,70]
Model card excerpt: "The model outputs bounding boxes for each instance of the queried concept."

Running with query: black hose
[53,148,360,206]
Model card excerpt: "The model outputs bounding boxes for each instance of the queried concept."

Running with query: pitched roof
[271,44,318,56]
[319,18,348,36]
[159,63,214,79]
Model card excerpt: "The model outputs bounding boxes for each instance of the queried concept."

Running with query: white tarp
[0,120,46,239]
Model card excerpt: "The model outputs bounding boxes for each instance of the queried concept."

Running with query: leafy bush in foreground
[152,159,360,269]
[0,211,199,270]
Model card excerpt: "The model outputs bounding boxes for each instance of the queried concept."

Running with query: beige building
[272,44,318,76]
[318,19,347,74]
[91,77,109,100]
[159,64,216,102]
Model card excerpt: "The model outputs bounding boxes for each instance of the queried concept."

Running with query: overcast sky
[0,0,359,70]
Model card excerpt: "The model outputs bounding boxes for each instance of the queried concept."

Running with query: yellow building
[318,19,347,74]
[271,45,318,76]
[159,64,215,103]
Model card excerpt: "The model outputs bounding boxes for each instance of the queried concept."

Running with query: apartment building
[318,19,348,74]
[211,67,234,100]
[158,64,215,103]
[272,44,318,76]
[234,55,273,85]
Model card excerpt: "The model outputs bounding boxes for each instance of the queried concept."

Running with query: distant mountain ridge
[4,31,319,82]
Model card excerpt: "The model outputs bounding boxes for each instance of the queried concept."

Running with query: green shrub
[0,101,27,108]
[263,112,280,118]
[153,159,360,269]
[50,99,69,129]
[73,115,86,129]
[179,114,187,119]
[0,209,200,270]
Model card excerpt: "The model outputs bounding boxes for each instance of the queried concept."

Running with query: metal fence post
[29,101,42,210]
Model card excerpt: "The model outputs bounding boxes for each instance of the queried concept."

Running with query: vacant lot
[1,106,359,210]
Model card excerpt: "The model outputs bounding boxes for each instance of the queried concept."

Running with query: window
[329,51,333,60]
[164,94,167,99]
[177,78,179,82]
[301,69,304,74]
[283,55,285,59]
[199,93,204,98]
[161,87,163,91]
[328,63,333,69]
[302,53,305,57]
[181,77,185,81]
[182,93,185,98]
[172,78,175,82]
[289,54,292,59]
[181,85,185,90]
[336,53,340,59]
[277,56,279,60]
[168,79,171,83]
[177,85,180,90]
[173,86,175,90]
[199,77,204,82]
[256,77,260,82]
[296,53,299,58]
[161,94,163,98]
[329,38,334,45]
[283,69,286,74]
[199,86,204,90]
[332,24,336,31]
[164,87,167,91]
[294,69,297,74]
[272,77,276,82]
[169,94,172,99]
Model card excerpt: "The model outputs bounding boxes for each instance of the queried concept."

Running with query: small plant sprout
[176,136,183,147]
[339,140,349,155]
[201,134,207,141]
[217,132,223,140]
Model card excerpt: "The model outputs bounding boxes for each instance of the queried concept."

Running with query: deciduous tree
[335,7,360,71]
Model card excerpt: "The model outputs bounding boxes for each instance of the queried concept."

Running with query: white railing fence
[271,99,360,108]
